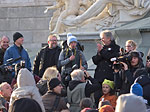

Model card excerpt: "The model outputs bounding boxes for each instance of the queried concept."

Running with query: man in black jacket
[92,30,120,106]
[33,34,61,78]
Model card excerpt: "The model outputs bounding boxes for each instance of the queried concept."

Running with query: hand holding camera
[83,70,90,79]
[120,62,128,70]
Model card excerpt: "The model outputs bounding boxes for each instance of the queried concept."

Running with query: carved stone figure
[63,0,150,31]
[44,0,95,33]
[44,0,80,34]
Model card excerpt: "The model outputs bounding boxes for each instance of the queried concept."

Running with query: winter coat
[0,48,5,65]
[59,47,88,73]
[4,44,31,71]
[114,62,144,94]
[135,75,150,105]
[9,68,45,112]
[67,77,100,112]
[33,45,61,77]
[92,40,120,82]
[99,94,117,108]
[42,92,68,112]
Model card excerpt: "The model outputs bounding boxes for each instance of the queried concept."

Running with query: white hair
[71,69,84,81]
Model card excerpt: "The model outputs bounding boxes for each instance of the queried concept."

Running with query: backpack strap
[49,96,60,112]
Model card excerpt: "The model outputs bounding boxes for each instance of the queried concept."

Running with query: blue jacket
[4,44,31,71]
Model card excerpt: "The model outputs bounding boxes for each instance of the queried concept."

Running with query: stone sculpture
[63,0,150,31]
[44,0,95,33]
[45,0,150,33]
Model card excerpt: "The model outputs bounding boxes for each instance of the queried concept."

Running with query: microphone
[72,49,75,55]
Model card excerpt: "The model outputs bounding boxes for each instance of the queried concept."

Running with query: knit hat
[48,78,61,90]
[67,36,77,46]
[67,32,72,37]
[99,105,114,112]
[13,32,23,42]
[102,79,114,90]
[130,83,143,96]
[9,98,42,112]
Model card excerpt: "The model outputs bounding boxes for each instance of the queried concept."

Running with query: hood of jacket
[17,68,36,87]
[68,80,84,91]
[115,94,146,112]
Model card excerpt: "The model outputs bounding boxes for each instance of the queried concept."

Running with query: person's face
[131,57,139,66]
[101,34,111,45]
[0,37,9,50]
[69,41,77,49]
[102,84,111,95]
[15,37,24,46]
[1,83,12,99]
[48,36,57,48]
[53,84,63,94]
[125,43,135,52]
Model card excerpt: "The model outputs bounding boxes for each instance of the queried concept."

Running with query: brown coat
[42,92,68,112]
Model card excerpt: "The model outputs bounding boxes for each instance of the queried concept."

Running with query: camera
[111,55,132,62]
[111,55,132,70]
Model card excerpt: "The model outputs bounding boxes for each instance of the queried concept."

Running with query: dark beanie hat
[13,32,23,42]
[9,98,42,112]
[48,78,61,90]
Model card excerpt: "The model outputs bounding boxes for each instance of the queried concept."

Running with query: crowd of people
[0,30,149,112]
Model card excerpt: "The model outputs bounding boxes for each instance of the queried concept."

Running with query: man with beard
[0,36,10,65]
[58,35,88,86]
[33,34,61,78]
[92,30,120,107]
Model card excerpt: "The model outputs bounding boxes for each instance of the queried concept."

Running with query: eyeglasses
[49,40,57,42]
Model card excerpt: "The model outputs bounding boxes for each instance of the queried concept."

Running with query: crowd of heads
[0,30,149,112]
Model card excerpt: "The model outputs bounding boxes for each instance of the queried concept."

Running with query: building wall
[0,0,55,49]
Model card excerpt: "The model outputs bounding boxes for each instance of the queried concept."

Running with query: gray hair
[0,35,10,42]
[100,30,114,41]
[71,69,84,81]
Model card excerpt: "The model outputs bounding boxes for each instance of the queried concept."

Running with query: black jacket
[33,46,61,77]
[135,75,150,105]
[0,48,5,65]
[114,62,144,94]
[92,40,120,82]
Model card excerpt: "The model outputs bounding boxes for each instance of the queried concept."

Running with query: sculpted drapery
[45,0,150,33]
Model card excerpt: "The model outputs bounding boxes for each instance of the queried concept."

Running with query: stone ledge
[0,2,53,8]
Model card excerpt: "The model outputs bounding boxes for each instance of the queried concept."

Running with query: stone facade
[0,0,55,49]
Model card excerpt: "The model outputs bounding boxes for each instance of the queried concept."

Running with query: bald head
[0,36,10,50]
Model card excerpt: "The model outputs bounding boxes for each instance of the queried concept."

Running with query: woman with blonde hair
[125,40,137,53]
[37,67,66,96]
